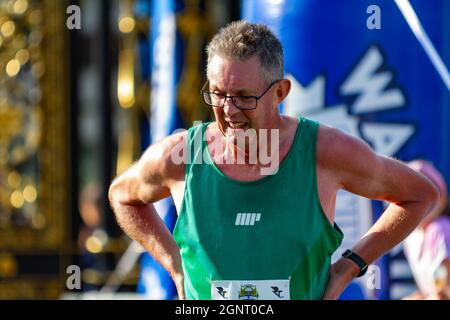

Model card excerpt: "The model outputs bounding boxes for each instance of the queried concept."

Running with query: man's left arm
[318,126,439,299]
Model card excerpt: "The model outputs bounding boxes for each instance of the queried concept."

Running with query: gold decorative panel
[0,0,69,299]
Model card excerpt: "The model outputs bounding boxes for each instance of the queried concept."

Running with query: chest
[211,140,293,182]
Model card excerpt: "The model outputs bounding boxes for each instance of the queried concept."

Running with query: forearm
[112,201,183,281]
[350,201,431,266]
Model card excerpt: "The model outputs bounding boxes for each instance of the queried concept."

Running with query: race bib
[211,279,290,300]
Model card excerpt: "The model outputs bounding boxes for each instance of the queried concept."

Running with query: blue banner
[243,0,450,299]
[136,0,184,300]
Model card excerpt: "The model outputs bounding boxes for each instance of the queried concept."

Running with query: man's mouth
[226,121,248,129]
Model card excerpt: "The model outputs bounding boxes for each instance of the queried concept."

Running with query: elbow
[108,179,134,225]
[108,176,145,209]
[108,181,130,231]
[108,178,125,210]
[422,180,440,216]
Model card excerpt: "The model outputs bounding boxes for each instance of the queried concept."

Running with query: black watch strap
[341,249,368,278]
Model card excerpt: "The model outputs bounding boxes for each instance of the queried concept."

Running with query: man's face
[207,55,277,143]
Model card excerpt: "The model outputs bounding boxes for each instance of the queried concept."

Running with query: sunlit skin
[206,55,292,168]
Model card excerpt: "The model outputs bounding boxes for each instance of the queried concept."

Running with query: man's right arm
[108,132,186,299]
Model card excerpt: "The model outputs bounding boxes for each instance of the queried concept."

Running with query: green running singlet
[173,116,344,300]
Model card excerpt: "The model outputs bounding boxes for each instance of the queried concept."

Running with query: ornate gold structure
[177,0,215,125]
[116,0,142,176]
[0,0,69,299]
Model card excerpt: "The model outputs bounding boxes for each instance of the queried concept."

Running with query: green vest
[173,116,343,300]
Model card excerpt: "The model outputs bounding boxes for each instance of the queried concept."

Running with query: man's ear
[276,79,291,104]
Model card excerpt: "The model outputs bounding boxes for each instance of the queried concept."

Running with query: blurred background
[0,0,449,300]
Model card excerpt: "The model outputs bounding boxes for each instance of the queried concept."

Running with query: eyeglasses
[200,80,280,110]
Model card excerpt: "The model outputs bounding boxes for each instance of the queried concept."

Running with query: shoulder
[139,130,188,185]
[317,123,370,151]
[315,123,393,196]
[316,124,378,170]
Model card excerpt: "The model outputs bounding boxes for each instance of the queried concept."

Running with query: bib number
[211,279,290,300]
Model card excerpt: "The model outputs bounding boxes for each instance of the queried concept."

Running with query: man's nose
[223,97,240,116]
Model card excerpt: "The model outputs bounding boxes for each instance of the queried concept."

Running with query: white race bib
[211,279,290,300]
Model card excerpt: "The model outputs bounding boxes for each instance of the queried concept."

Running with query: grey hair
[206,20,284,84]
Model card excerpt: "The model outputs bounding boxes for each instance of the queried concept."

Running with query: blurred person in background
[403,160,450,300]
[78,183,103,251]
[78,182,108,291]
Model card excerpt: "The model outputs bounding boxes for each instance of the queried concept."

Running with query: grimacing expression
[207,55,278,143]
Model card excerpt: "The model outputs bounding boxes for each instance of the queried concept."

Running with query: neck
[222,115,284,166]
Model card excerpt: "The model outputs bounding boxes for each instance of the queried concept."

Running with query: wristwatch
[341,249,368,278]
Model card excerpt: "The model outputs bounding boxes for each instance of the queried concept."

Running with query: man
[109,21,438,300]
